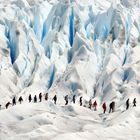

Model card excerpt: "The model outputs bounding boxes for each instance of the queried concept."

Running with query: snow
[0,100,140,140]
[0,0,140,139]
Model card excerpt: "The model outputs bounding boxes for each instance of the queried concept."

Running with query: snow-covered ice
[0,0,140,139]
[0,99,140,140]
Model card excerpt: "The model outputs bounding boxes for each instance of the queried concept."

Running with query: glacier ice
[1,0,140,139]
[69,7,74,46]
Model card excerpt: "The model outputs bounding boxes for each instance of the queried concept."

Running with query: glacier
[0,0,140,139]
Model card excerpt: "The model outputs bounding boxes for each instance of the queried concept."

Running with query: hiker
[29,94,32,103]
[102,102,107,114]
[89,99,92,109]
[5,102,11,109]
[34,95,37,103]
[80,96,82,106]
[126,98,129,110]
[53,95,57,104]
[93,100,97,111]
[45,93,48,101]
[133,98,136,107]
[64,95,68,105]
[39,93,42,102]
[109,101,115,113]
[0,104,1,110]
[12,97,16,106]
[72,95,76,104]
[18,96,23,104]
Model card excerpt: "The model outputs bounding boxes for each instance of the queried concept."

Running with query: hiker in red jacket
[93,100,97,111]
[102,102,107,114]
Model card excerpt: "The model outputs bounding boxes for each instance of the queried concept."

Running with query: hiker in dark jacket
[5,102,11,109]
[29,94,32,103]
[64,95,68,105]
[39,93,42,102]
[126,98,129,110]
[53,95,57,104]
[45,93,48,101]
[80,96,82,106]
[12,97,16,106]
[89,99,92,109]
[34,95,37,103]
[102,102,107,114]
[109,101,115,113]
[72,95,76,104]
[0,104,1,110]
[133,98,136,107]
[18,96,23,104]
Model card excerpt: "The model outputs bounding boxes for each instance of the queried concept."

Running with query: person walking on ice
[34,95,37,103]
[18,96,23,104]
[80,96,82,106]
[45,93,48,101]
[126,98,129,110]
[89,99,92,109]
[12,97,16,106]
[109,101,115,113]
[102,102,106,114]
[39,93,42,102]
[5,102,11,109]
[93,100,97,111]
[28,94,32,103]
[133,98,136,107]
[53,95,57,104]
[72,95,76,104]
[64,95,68,105]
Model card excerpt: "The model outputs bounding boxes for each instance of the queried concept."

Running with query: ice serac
[51,32,97,97]
[69,7,74,46]
[6,22,18,64]
[93,4,116,41]
[41,1,69,42]
[48,64,56,89]
[33,1,52,42]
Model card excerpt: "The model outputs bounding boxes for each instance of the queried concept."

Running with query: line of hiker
[0,93,137,114]
[4,93,48,109]
[126,98,136,110]
[56,95,137,114]
[63,95,137,114]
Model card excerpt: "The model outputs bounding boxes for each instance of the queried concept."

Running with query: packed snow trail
[0,100,140,140]
[1,0,140,103]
